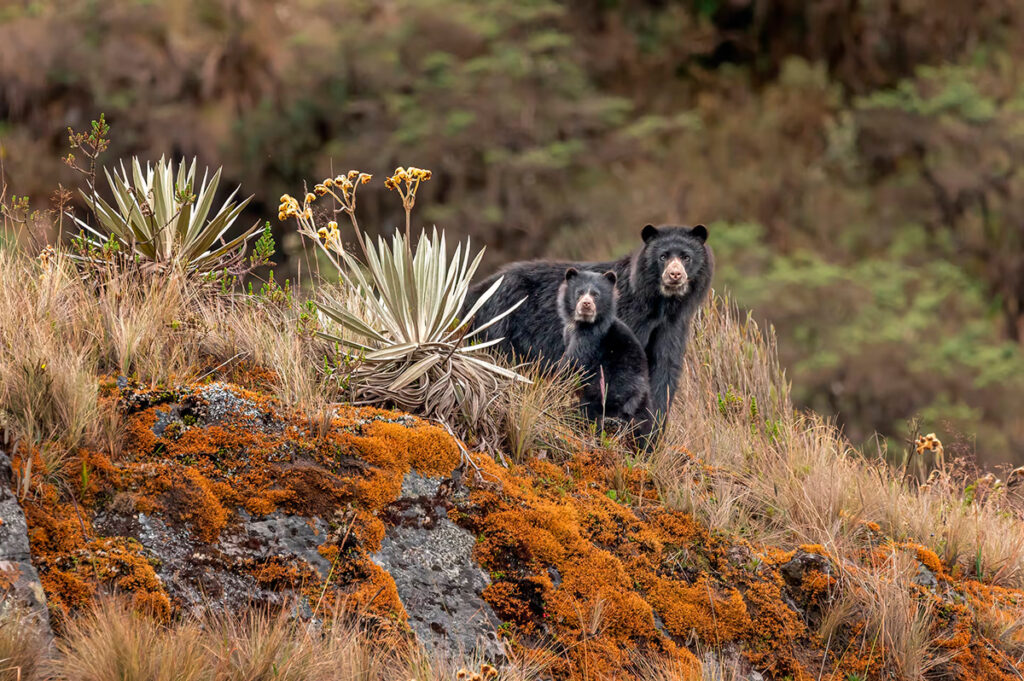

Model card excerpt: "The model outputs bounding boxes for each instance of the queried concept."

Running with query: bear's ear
[641,224,659,244]
[564,267,579,281]
[690,224,708,243]
[603,270,617,285]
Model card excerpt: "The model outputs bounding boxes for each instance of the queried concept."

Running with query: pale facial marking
[660,256,689,296]
[575,291,597,322]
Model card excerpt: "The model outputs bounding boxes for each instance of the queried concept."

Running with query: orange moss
[125,464,229,541]
[123,409,160,457]
[801,569,836,607]
[457,445,822,679]
[646,577,749,641]
[797,544,828,556]
[246,556,319,590]
[333,416,460,512]
[344,559,408,623]
[908,543,944,576]
[483,579,549,633]
[35,536,171,624]
[761,547,797,565]
[353,510,387,552]
[223,360,280,392]
[741,577,808,676]
[934,602,973,650]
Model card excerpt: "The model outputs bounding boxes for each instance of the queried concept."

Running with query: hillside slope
[3,249,1024,680]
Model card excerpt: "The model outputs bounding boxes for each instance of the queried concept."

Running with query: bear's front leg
[647,323,685,429]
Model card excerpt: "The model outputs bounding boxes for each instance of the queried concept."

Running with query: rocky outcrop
[0,445,49,625]
[14,379,1024,680]
[19,380,508,659]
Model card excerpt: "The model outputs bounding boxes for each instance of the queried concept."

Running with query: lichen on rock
[0,446,49,626]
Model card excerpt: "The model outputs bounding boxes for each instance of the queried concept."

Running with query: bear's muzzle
[660,258,689,296]
[575,294,597,322]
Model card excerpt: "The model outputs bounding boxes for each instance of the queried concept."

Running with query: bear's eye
[659,254,668,262]
[682,254,691,263]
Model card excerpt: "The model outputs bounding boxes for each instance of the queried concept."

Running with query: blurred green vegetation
[2,0,1024,464]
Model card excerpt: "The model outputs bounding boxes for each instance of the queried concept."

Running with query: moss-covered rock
[11,378,1024,680]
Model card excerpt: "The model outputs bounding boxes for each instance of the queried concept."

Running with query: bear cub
[558,268,653,443]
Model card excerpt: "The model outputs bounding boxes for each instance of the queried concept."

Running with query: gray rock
[400,470,443,500]
[0,447,49,627]
[197,383,263,426]
[93,510,263,615]
[152,405,183,437]
[373,472,505,662]
[914,563,939,591]
[145,383,273,440]
[235,511,331,578]
[93,507,334,617]
[780,549,832,585]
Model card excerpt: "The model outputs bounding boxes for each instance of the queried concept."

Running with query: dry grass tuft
[490,361,588,464]
[0,605,49,681]
[198,292,335,413]
[0,245,343,444]
[42,597,547,681]
[53,599,206,681]
[0,249,102,452]
[848,554,955,680]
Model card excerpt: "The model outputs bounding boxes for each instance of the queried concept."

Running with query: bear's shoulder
[602,319,648,366]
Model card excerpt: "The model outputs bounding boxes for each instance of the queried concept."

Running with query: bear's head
[559,268,618,329]
[635,224,709,298]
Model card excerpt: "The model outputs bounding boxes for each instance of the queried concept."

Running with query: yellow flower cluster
[316,220,342,249]
[384,166,431,190]
[278,194,302,221]
[311,170,372,200]
[914,433,943,457]
[454,665,497,681]
[38,245,56,268]
[278,193,315,221]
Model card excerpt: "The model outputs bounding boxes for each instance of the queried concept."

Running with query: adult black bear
[464,224,712,429]
[557,268,652,443]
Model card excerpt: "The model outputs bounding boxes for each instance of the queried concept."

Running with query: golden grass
[0,246,335,442]
[851,554,955,681]
[0,249,102,452]
[0,605,49,681]
[489,361,588,464]
[41,598,544,681]
[645,295,1024,677]
[198,291,335,412]
[654,296,1024,590]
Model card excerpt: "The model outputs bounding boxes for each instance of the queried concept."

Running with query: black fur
[557,269,653,443]
[463,224,713,430]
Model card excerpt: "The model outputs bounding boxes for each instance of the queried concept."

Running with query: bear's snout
[575,293,597,322]
[661,258,689,295]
